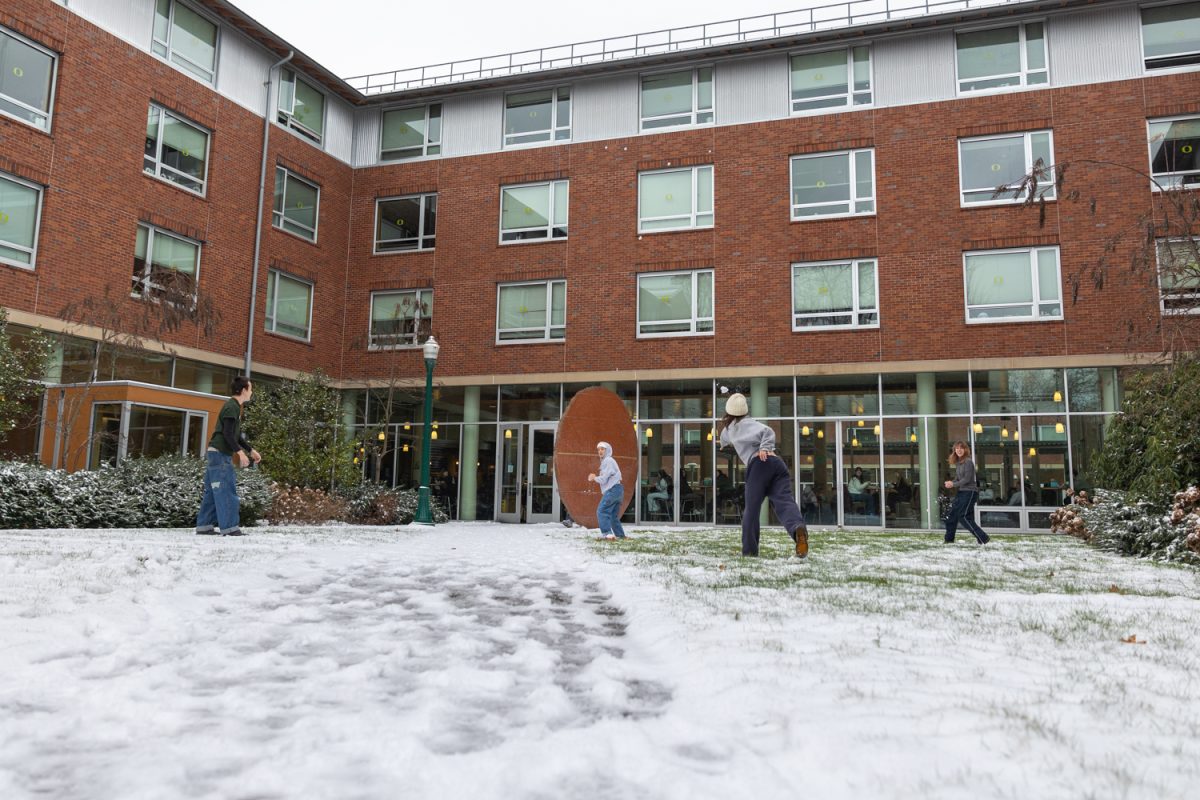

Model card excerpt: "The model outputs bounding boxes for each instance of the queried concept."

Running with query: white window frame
[954,21,1049,96]
[958,130,1056,207]
[1141,1,1200,72]
[499,180,569,243]
[1155,238,1200,315]
[636,269,715,338]
[503,86,571,148]
[1147,114,1200,190]
[143,103,210,196]
[963,246,1063,324]
[265,269,314,342]
[379,103,442,162]
[369,288,433,349]
[789,149,875,220]
[637,165,714,233]
[150,0,220,85]
[495,280,567,344]
[277,68,325,146]
[374,193,436,253]
[272,167,320,243]
[0,170,43,271]
[0,26,58,132]
[791,259,880,331]
[789,45,873,114]
[131,223,201,302]
[639,67,714,131]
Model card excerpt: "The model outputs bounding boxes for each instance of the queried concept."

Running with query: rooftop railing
[345,0,1032,95]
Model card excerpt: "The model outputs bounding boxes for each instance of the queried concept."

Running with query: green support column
[916,372,938,529]
[460,386,480,521]
[751,377,769,526]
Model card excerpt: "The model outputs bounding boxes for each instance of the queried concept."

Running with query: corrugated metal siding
[874,31,956,108]
[216,29,273,115]
[324,96,354,164]
[442,93,504,157]
[716,54,789,126]
[573,74,639,142]
[353,108,382,167]
[1048,7,1143,87]
[67,0,154,50]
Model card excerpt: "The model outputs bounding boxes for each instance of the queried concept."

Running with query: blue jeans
[945,490,989,544]
[596,485,627,538]
[196,451,241,533]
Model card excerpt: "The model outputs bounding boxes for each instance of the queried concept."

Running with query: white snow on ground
[1,523,1199,800]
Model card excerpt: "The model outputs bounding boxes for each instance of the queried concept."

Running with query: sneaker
[222,529,246,537]
[195,527,218,536]
[604,534,616,541]
[794,527,809,559]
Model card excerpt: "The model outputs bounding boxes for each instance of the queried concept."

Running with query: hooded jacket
[594,441,622,493]
[719,416,776,465]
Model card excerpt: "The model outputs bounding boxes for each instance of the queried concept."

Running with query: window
[956,22,1047,93]
[0,27,56,131]
[380,104,442,161]
[640,68,713,130]
[959,130,1055,206]
[505,87,570,147]
[637,269,714,337]
[272,167,319,242]
[151,0,218,84]
[638,166,713,232]
[1143,2,1200,69]
[144,104,209,195]
[132,224,200,300]
[790,46,871,112]
[790,149,874,219]
[375,194,436,252]
[497,280,566,342]
[370,289,432,348]
[278,68,325,145]
[1149,116,1200,189]
[1156,239,1200,314]
[265,270,313,340]
[963,247,1062,322]
[791,259,879,329]
[500,180,568,242]
[0,172,42,269]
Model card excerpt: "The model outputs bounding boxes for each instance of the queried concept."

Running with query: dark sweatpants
[742,455,807,556]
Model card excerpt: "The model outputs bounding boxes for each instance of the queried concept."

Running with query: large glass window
[637,269,714,337]
[497,280,566,342]
[380,104,442,161]
[151,0,218,84]
[1143,2,1200,70]
[272,167,319,242]
[790,149,874,219]
[640,68,713,130]
[144,104,209,195]
[132,224,200,300]
[1156,239,1200,314]
[792,259,879,330]
[375,194,436,252]
[500,180,568,242]
[956,22,1047,93]
[790,46,871,112]
[278,68,325,145]
[1148,116,1200,189]
[0,27,56,131]
[265,270,313,340]
[638,166,713,232]
[958,130,1054,205]
[963,246,1062,322]
[504,87,570,147]
[0,172,42,269]
[369,289,432,349]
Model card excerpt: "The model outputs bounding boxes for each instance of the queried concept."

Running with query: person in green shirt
[195,376,260,537]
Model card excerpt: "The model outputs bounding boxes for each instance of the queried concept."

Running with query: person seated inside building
[647,469,672,514]
[848,466,877,515]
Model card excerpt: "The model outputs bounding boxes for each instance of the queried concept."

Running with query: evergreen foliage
[1065,489,1200,566]
[337,482,449,525]
[0,309,53,447]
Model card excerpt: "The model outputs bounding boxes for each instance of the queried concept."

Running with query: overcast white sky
[231,0,824,79]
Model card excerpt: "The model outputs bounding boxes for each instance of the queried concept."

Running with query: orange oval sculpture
[554,387,638,530]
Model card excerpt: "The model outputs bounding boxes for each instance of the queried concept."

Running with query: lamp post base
[415,485,435,525]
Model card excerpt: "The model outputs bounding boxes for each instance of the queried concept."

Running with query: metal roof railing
[345,0,1034,95]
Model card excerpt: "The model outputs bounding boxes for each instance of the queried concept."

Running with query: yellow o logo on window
[814,73,824,81]
[991,163,1002,172]
[1183,145,1194,154]
[816,180,826,188]
[664,193,673,201]
[12,67,23,78]
[0,212,8,225]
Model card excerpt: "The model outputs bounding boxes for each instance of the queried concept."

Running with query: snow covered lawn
[1,524,1198,799]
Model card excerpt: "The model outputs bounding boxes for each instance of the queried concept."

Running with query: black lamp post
[415,335,440,525]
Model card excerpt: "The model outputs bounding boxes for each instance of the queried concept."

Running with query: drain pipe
[244,49,294,378]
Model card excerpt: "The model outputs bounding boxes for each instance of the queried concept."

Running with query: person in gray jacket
[942,441,990,544]
[588,441,627,540]
[718,393,808,558]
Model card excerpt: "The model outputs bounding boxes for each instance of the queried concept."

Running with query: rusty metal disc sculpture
[554,387,638,530]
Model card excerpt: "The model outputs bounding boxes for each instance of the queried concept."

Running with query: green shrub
[1062,489,1200,566]
[338,482,449,525]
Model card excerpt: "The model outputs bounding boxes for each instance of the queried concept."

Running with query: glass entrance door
[526,424,558,523]
[840,419,883,527]
[796,419,883,528]
[497,424,523,523]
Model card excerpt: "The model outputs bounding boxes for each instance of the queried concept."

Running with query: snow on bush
[337,482,449,525]
[1052,488,1200,566]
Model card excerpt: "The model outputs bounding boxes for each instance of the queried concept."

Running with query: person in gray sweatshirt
[588,441,627,540]
[718,393,808,558]
[942,441,990,544]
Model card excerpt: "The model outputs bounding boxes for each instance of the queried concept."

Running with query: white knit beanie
[724,393,748,416]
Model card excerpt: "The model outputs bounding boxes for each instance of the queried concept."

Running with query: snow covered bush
[269,486,347,525]
[339,482,449,525]
[1060,488,1200,566]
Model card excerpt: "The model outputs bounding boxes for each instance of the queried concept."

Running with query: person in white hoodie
[587,441,627,540]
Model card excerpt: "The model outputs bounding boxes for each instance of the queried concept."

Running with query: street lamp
[415,335,440,525]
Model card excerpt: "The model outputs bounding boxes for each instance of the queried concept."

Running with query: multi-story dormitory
[1,0,1198,531]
